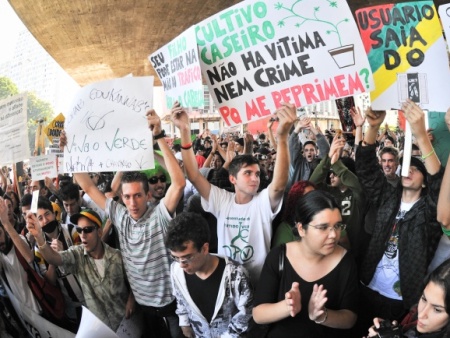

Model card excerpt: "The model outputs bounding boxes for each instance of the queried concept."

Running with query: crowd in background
[0,100,449,338]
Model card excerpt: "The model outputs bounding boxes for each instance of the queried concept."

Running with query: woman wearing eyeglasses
[253,190,358,338]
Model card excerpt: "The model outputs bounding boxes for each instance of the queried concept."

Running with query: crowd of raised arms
[0,100,449,338]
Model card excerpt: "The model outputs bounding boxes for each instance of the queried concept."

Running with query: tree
[0,76,54,155]
[0,76,19,99]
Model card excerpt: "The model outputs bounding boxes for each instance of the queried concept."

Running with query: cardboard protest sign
[0,93,30,163]
[149,26,204,109]
[64,77,154,173]
[196,0,373,127]
[356,2,450,111]
[44,112,65,143]
[30,154,58,181]
[439,4,450,51]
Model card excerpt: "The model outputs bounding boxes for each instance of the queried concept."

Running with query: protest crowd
[0,98,449,338]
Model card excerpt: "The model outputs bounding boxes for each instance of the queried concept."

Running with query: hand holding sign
[171,101,190,131]
[401,99,427,139]
[146,109,162,135]
[365,108,386,130]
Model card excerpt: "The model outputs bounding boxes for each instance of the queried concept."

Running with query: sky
[0,0,24,63]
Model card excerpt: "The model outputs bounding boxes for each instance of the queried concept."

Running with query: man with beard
[286,117,330,192]
[378,146,400,187]
[34,197,84,330]
[0,197,41,314]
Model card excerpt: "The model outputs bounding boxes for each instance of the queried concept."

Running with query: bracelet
[37,233,47,250]
[441,226,450,236]
[153,130,166,140]
[421,148,435,160]
[315,308,328,324]
[181,143,192,150]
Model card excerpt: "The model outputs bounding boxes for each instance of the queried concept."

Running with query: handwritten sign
[439,4,450,51]
[356,2,450,111]
[0,93,30,163]
[30,153,58,181]
[64,77,155,173]
[149,26,204,109]
[44,112,65,143]
[196,0,373,127]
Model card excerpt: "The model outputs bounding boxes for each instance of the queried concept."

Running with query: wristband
[153,130,166,140]
[421,148,435,160]
[181,143,192,150]
[314,308,328,324]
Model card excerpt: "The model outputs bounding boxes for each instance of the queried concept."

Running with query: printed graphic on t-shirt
[223,216,254,263]
[341,195,352,216]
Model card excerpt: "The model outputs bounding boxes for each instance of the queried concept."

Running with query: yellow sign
[44,113,65,143]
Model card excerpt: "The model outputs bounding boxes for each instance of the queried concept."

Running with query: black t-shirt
[185,257,226,323]
[254,245,359,338]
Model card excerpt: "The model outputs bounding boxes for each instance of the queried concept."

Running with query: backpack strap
[279,243,286,277]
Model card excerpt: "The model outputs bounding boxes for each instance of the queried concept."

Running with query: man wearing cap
[353,101,444,335]
[26,209,133,332]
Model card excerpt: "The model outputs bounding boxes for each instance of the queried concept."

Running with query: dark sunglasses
[148,175,167,184]
[75,226,97,234]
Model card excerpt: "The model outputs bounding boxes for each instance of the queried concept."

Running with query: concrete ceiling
[8,0,447,87]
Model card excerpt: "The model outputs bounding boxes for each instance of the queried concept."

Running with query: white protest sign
[30,153,58,181]
[439,4,450,51]
[0,93,30,163]
[2,276,75,338]
[149,26,204,109]
[76,306,119,338]
[64,77,155,173]
[196,0,373,127]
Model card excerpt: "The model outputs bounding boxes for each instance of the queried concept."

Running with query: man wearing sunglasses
[63,109,186,338]
[26,209,133,332]
[148,172,168,205]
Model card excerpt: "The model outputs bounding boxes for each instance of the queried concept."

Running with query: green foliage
[0,76,19,99]
[0,76,54,156]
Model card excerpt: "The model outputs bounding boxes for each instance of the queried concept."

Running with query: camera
[374,320,402,338]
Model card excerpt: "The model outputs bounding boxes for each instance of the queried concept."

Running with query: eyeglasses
[170,252,199,264]
[307,222,347,233]
[148,175,167,184]
[75,226,97,234]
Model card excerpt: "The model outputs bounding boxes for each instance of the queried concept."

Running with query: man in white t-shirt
[172,100,297,284]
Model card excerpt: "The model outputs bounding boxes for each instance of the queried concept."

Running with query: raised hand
[275,102,298,137]
[365,107,386,129]
[329,135,345,165]
[350,106,365,127]
[171,101,190,131]
[146,109,162,135]
[401,99,426,138]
